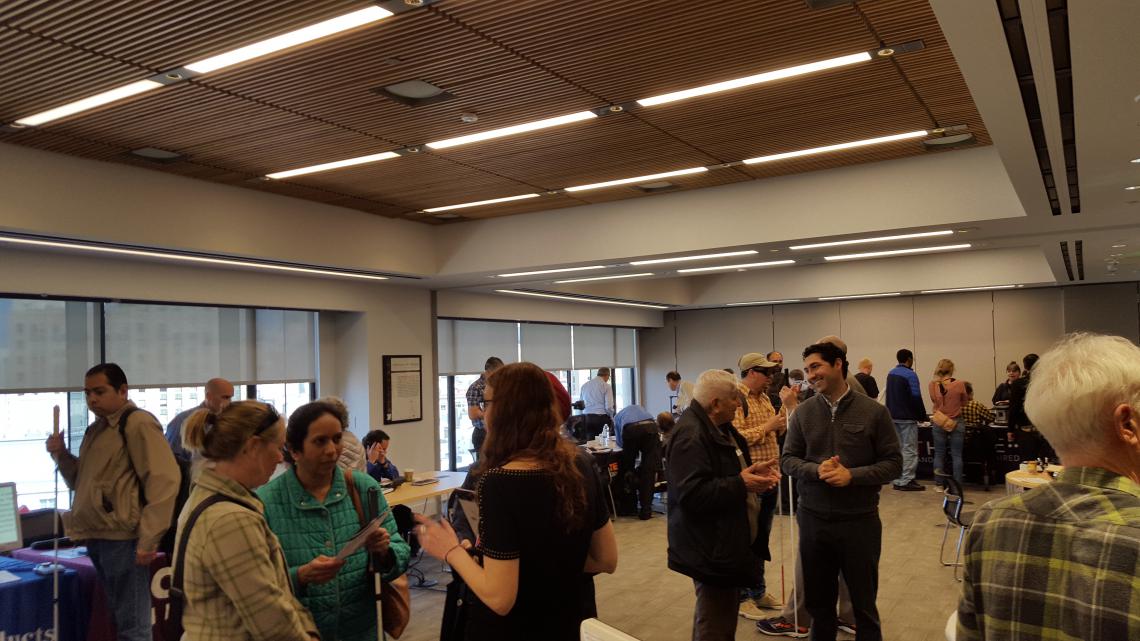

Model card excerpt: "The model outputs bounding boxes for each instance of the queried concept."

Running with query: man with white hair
[957,333,1140,641]
[667,369,782,641]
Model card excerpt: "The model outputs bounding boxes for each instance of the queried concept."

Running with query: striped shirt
[957,466,1140,641]
[733,384,784,464]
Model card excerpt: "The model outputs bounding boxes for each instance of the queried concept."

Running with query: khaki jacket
[56,401,180,552]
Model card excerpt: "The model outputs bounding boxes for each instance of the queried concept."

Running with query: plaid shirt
[960,399,994,426]
[733,384,784,464]
[466,374,487,430]
[178,468,317,641]
[958,467,1140,641]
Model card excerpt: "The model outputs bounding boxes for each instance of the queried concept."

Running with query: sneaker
[756,617,809,638]
[893,480,926,491]
[755,592,783,609]
[739,600,767,620]
[837,619,856,634]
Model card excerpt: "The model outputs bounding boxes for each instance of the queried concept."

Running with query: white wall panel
[638,313,678,415]
[675,306,772,379]
[839,297,915,399]
[913,293,995,403]
[773,303,841,370]
[993,288,1064,384]
[1063,283,1140,343]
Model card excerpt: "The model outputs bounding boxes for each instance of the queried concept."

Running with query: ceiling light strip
[498,265,608,278]
[423,193,540,213]
[818,292,902,301]
[726,299,800,306]
[427,111,597,150]
[823,244,971,262]
[495,289,669,310]
[637,52,872,107]
[12,7,394,127]
[677,260,795,273]
[0,234,390,280]
[743,130,928,165]
[630,250,758,265]
[919,285,1017,294]
[554,273,654,284]
[266,151,400,179]
[790,230,954,251]
[565,167,708,192]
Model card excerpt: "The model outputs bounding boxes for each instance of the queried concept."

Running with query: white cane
[788,475,799,633]
[51,405,61,641]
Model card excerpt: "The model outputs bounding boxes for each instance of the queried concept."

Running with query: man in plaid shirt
[734,352,799,620]
[960,382,995,426]
[958,333,1140,640]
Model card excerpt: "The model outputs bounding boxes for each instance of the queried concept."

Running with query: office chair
[939,477,973,581]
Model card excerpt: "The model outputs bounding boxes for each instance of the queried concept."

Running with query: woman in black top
[992,361,1021,404]
[417,362,618,641]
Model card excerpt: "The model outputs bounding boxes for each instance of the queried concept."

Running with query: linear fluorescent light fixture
[920,285,1017,294]
[495,290,669,310]
[790,230,954,251]
[15,80,164,127]
[824,243,971,262]
[13,6,393,127]
[743,130,928,165]
[554,272,654,284]
[498,266,608,278]
[0,234,390,280]
[726,299,800,306]
[184,6,393,73]
[637,52,872,107]
[565,167,708,192]
[818,292,902,301]
[427,111,597,150]
[267,151,400,179]
[677,260,795,273]
[630,250,758,265]
[423,193,540,213]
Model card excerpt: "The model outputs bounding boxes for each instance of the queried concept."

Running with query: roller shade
[255,309,316,383]
[436,319,455,375]
[615,328,637,367]
[573,326,614,369]
[451,320,519,374]
[0,299,98,392]
[520,323,572,370]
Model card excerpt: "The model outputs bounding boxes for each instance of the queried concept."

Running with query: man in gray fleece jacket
[781,342,901,641]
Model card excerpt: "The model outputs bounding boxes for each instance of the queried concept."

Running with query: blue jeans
[86,539,152,641]
[932,419,965,484]
[892,420,918,486]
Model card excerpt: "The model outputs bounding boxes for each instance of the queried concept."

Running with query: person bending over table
[417,362,618,641]
[177,401,318,641]
[258,401,409,641]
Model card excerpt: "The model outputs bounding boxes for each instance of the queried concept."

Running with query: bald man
[164,377,235,462]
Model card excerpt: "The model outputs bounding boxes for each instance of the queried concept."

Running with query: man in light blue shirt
[580,367,615,440]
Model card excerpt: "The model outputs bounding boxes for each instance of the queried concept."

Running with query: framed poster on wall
[383,355,422,424]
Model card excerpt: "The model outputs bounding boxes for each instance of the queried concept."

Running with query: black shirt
[855,372,880,399]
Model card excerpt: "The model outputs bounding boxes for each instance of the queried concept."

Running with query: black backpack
[162,495,248,640]
[117,407,192,555]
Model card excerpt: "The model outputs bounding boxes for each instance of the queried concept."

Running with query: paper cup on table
[404,469,415,482]
[1026,461,1038,473]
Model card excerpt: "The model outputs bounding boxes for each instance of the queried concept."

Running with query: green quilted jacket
[258,467,409,641]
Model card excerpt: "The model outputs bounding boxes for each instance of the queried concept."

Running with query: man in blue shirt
[164,377,234,462]
[884,349,928,491]
[363,429,399,481]
[580,367,615,440]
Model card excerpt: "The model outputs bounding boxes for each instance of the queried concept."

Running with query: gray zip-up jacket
[781,389,901,519]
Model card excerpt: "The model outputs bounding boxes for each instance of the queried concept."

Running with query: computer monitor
[0,482,23,552]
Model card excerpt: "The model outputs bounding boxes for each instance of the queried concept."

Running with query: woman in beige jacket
[176,401,318,641]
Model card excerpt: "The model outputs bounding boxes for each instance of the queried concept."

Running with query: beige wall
[638,283,1140,415]
[435,289,663,328]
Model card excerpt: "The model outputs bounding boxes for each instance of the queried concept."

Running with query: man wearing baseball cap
[735,352,799,621]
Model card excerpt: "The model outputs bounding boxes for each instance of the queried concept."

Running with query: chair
[939,478,973,581]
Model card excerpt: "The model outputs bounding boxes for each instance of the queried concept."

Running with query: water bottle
[601,426,610,446]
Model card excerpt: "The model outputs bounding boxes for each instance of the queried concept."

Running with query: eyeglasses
[254,405,281,436]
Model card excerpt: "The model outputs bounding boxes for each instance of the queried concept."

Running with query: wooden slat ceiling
[0,0,990,224]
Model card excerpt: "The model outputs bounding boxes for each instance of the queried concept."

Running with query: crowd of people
[40,329,1139,641]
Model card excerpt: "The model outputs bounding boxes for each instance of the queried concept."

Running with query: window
[437,377,451,471]
[255,382,314,421]
[452,374,481,469]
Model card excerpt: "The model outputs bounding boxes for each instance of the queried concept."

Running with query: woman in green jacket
[259,401,409,641]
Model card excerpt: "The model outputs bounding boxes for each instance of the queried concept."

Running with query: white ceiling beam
[1018,0,1072,216]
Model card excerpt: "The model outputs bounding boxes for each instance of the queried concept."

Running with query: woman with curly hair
[417,362,618,641]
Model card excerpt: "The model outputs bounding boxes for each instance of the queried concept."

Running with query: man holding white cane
[45,363,179,641]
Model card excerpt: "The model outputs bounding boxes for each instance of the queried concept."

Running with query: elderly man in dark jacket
[667,369,781,641]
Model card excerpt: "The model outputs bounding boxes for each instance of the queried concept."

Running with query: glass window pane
[452,374,480,469]
[257,382,313,419]
[0,391,81,510]
[438,376,450,471]
[615,367,634,410]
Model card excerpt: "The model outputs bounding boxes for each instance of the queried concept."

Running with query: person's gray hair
[1026,333,1140,456]
[676,381,695,413]
[694,369,738,406]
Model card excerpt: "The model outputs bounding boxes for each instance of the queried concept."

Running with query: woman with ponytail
[417,362,618,641]
[177,401,318,641]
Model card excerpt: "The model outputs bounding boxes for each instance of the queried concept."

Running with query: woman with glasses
[258,400,409,641]
[176,401,318,641]
[416,362,619,641]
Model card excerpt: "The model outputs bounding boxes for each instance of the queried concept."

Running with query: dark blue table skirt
[0,556,82,641]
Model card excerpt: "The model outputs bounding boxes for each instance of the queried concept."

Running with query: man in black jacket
[782,343,901,641]
[667,369,781,641]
